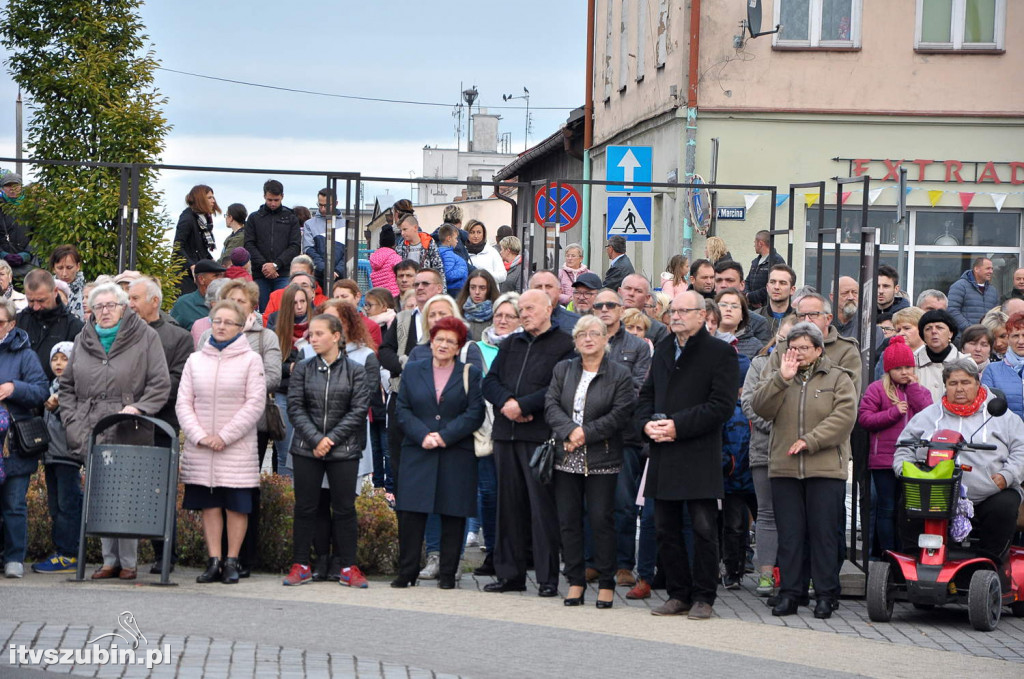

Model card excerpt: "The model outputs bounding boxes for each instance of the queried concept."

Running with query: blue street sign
[716,206,746,220]
[606,146,652,192]
[607,196,652,242]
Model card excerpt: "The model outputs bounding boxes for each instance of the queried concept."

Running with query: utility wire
[156,67,577,111]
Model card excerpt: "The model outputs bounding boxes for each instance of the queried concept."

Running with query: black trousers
[721,492,756,578]
[494,440,561,587]
[313,488,336,562]
[386,394,403,495]
[772,476,845,602]
[397,511,465,581]
[655,498,720,605]
[554,470,617,589]
[292,455,359,566]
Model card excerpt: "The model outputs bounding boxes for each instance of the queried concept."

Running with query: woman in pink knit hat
[857,335,932,556]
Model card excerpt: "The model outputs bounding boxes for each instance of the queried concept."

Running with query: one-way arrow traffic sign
[606,146,652,192]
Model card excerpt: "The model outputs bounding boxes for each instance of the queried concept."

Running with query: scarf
[925,344,953,364]
[197,213,216,252]
[797,357,820,383]
[466,239,487,255]
[369,308,396,329]
[66,271,85,321]
[209,333,241,351]
[293,318,309,344]
[482,324,520,347]
[943,386,988,418]
[1004,348,1024,374]
[95,322,121,354]
[462,298,493,322]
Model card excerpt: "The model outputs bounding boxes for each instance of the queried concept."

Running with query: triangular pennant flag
[928,190,944,207]
[775,194,789,207]
[804,193,819,208]
[906,187,913,197]
[959,192,975,211]
[868,188,884,205]
[743,194,759,211]
[840,192,852,205]
[991,193,1007,212]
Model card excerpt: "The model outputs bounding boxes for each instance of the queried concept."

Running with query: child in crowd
[437,224,468,300]
[226,247,253,281]
[858,335,932,556]
[368,228,402,296]
[720,355,754,590]
[33,342,81,574]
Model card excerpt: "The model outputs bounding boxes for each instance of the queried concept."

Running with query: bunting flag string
[804,193,819,208]
[743,193,759,211]
[775,194,789,207]
[959,192,975,211]
[991,193,1007,212]
[928,190,944,207]
[840,191,852,205]
[868,187,885,205]
[714,187,1024,211]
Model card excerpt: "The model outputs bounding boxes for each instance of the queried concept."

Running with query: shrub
[355,481,399,575]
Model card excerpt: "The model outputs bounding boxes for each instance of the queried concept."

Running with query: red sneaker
[282,563,312,586]
[339,565,368,588]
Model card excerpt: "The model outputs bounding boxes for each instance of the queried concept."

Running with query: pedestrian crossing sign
[607,196,652,241]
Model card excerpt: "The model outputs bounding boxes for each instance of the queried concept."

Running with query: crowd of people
[1,172,1022,623]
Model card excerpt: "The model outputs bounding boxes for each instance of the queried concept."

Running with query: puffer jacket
[543,355,635,472]
[980,358,1024,419]
[439,245,468,296]
[243,203,301,280]
[751,354,858,481]
[176,334,266,488]
[894,394,1024,503]
[368,247,403,296]
[0,327,50,476]
[59,310,171,459]
[948,269,1000,331]
[722,403,754,494]
[287,351,369,461]
[741,353,772,468]
[858,378,933,470]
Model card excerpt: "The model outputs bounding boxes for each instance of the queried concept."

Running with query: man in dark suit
[601,235,634,291]
[638,290,739,620]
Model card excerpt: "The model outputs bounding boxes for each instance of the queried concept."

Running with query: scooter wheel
[867,561,895,622]
[967,570,1001,632]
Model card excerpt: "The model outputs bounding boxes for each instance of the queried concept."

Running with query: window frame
[914,0,1006,52]
[773,0,863,49]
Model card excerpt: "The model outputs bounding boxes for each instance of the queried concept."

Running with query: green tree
[0,0,182,299]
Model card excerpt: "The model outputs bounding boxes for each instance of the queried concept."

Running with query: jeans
[256,276,291,314]
[292,455,359,566]
[614,446,643,570]
[772,477,845,602]
[870,468,900,556]
[44,464,83,558]
[425,514,441,554]
[751,465,778,573]
[476,455,497,553]
[655,498,719,605]
[1,474,31,563]
[555,471,617,589]
[273,392,294,478]
[369,419,393,493]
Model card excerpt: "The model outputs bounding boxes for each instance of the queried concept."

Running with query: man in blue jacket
[948,257,999,331]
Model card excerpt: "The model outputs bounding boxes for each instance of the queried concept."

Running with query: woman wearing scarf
[982,313,1024,419]
[456,269,500,341]
[174,184,221,295]
[49,245,85,321]
[752,322,857,620]
[557,244,589,305]
[896,358,1024,573]
[177,301,266,584]
[60,284,171,581]
[465,220,506,284]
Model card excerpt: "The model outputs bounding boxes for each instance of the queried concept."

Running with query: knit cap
[230,247,251,266]
[883,334,915,372]
[378,227,396,249]
[50,341,74,361]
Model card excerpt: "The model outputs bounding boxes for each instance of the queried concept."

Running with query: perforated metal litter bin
[73,414,179,585]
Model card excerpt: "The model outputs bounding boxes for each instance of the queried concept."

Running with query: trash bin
[73,413,179,585]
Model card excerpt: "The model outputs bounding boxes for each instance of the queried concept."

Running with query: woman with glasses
[177,301,266,584]
[557,244,590,306]
[751,322,857,619]
[61,283,171,581]
[545,315,635,609]
[714,287,764,358]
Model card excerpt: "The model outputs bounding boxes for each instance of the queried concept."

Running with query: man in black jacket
[481,289,574,596]
[638,290,739,620]
[17,269,84,380]
[744,230,786,310]
[601,235,634,291]
[244,179,301,311]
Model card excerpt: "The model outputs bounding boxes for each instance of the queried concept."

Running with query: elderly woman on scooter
[893,358,1024,566]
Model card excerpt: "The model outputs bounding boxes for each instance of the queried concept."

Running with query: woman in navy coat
[393,316,485,589]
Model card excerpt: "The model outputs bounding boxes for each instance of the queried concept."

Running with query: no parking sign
[534,182,581,232]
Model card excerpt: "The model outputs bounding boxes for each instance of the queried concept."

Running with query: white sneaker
[419,553,439,580]
[5,562,24,578]
[465,532,479,548]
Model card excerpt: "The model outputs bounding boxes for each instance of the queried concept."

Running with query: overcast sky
[0,0,585,242]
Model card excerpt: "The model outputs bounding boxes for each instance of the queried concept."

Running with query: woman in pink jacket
[176,300,267,585]
[857,335,931,557]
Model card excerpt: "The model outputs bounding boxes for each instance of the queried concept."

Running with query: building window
[774,0,862,48]
[915,0,1005,51]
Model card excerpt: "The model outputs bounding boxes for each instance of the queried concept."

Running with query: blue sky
[0,0,585,241]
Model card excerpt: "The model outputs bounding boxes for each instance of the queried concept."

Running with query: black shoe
[237,564,251,579]
[196,558,222,584]
[771,597,802,616]
[311,556,330,582]
[813,599,839,619]
[390,575,417,588]
[483,578,527,593]
[538,584,558,598]
[221,558,240,585]
[149,562,175,575]
[596,599,614,609]
[722,573,742,590]
[564,590,586,606]
[438,575,456,590]
[473,554,496,577]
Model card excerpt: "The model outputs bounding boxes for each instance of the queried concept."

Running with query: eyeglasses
[795,311,827,320]
[493,313,519,322]
[880,326,897,336]
[211,319,242,327]
[789,344,816,353]
[0,317,11,324]
[592,302,621,311]
[573,289,596,296]
[575,331,606,340]
[432,337,459,346]
[92,303,123,313]
[669,308,703,315]
[718,302,742,310]
[414,281,435,288]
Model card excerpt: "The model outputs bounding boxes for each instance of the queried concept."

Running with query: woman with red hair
[392,316,485,589]
[981,312,1024,419]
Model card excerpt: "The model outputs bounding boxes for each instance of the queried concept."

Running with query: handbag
[462,364,493,457]
[529,438,559,485]
[10,409,49,458]
[261,393,286,441]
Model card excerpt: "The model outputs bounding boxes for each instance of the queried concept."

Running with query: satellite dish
[747,0,763,36]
